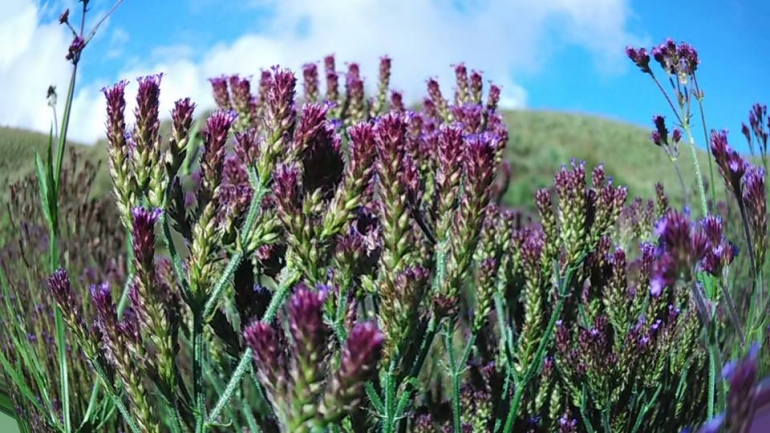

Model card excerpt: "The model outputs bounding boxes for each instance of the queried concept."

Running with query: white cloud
[1,0,643,145]
[105,27,129,59]
[0,0,73,137]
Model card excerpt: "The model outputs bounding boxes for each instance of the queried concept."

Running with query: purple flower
[426,78,446,116]
[626,46,652,73]
[209,76,231,110]
[651,115,669,147]
[390,91,405,112]
[65,36,85,63]
[345,68,365,119]
[700,215,724,244]
[48,269,74,311]
[48,269,85,332]
[102,80,129,137]
[487,84,501,112]
[676,42,700,74]
[324,55,340,103]
[559,414,578,433]
[287,284,330,365]
[378,56,392,91]
[710,129,749,196]
[273,164,303,222]
[244,321,287,400]
[451,103,483,134]
[320,321,384,422]
[234,128,260,166]
[135,73,163,138]
[227,75,256,123]
[348,122,377,178]
[651,38,680,75]
[297,105,344,196]
[267,67,298,132]
[723,343,760,432]
[743,166,767,262]
[199,109,238,198]
[131,207,162,268]
[302,62,320,102]
[453,62,469,104]
[463,132,498,200]
[171,97,196,136]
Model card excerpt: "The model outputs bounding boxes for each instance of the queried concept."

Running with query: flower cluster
[244,285,383,432]
[650,211,737,296]
[6,32,770,433]
[0,149,128,432]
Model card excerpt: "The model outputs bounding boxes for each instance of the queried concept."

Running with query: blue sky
[1,0,768,154]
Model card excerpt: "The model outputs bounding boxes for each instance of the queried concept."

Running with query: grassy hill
[0,109,717,211]
[499,109,719,209]
[0,126,111,200]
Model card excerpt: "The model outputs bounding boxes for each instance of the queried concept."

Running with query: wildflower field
[1,2,769,433]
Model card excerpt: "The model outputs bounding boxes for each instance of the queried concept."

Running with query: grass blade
[53,305,71,433]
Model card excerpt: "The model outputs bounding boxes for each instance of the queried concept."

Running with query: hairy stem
[206,350,252,426]
[682,124,709,217]
[193,308,206,433]
[691,75,717,207]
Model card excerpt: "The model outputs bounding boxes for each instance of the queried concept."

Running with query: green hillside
[0,109,716,210]
[0,126,110,200]
[499,109,718,209]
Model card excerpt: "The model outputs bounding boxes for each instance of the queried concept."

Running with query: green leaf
[365,382,384,415]
[34,152,53,228]
[0,351,46,417]
[180,119,203,177]
[394,378,416,418]
[77,381,103,432]
[54,71,77,193]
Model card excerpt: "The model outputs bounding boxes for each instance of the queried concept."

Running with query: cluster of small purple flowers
[6,23,770,433]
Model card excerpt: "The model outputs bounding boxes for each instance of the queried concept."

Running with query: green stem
[203,177,265,318]
[714,326,726,414]
[444,322,462,433]
[262,271,301,323]
[682,125,709,217]
[407,315,439,379]
[707,339,717,420]
[53,66,78,194]
[671,161,690,209]
[493,293,516,372]
[45,47,81,433]
[116,233,135,317]
[91,362,142,433]
[737,198,758,280]
[691,75,717,207]
[649,73,709,215]
[380,362,399,433]
[193,308,206,433]
[502,381,525,433]
[650,74,684,127]
[53,306,70,433]
[48,152,70,433]
[204,271,299,426]
[205,349,252,426]
[161,214,190,294]
[203,252,244,318]
[204,365,243,432]
[501,259,581,432]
